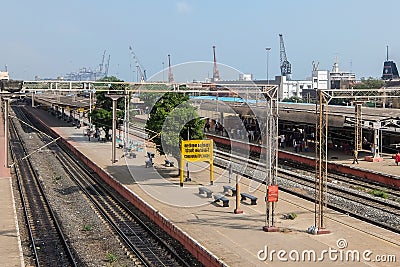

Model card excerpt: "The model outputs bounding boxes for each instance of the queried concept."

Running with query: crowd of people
[203,117,261,142]
[203,117,315,152]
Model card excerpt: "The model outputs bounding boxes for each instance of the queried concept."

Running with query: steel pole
[112,98,117,163]
[89,90,92,129]
[266,47,271,85]
[4,98,10,167]
[127,93,130,148]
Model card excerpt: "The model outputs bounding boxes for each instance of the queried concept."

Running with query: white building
[0,71,9,80]
[239,73,253,81]
[312,70,330,90]
[275,70,330,101]
[278,75,312,100]
[330,61,355,89]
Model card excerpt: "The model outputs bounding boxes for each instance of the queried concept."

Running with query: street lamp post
[89,85,92,129]
[4,98,10,168]
[106,94,124,164]
[265,47,271,85]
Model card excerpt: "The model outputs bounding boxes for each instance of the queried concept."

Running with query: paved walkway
[8,106,400,266]
[0,104,24,267]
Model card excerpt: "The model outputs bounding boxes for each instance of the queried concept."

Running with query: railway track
[55,145,192,266]
[9,107,78,266]
[213,148,400,233]
[281,160,400,202]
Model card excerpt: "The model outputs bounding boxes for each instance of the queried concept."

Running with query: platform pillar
[31,91,34,107]
[234,174,243,214]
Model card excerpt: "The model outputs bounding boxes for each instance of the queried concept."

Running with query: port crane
[279,34,292,79]
[129,46,147,82]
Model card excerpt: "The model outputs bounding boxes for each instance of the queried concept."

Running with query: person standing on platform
[395,151,400,166]
[352,149,359,164]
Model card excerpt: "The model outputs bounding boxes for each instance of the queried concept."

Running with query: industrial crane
[99,50,106,74]
[104,54,110,77]
[129,46,147,82]
[279,34,292,79]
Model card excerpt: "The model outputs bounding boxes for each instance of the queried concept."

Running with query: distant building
[300,70,330,101]
[239,73,253,81]
[312,70,330,90]
[0,71,9,81]
[330,61,356,89]
[382,60,399,80]
[381,46,399,80]
[208,68,331,102]
[276,75,312,100]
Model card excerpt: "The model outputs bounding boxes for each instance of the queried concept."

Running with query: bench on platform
[145,160,153,168]
[223,185,237,196]
[213,194,229,207]
[164,159,175,167]
[240,192,258,205]
[198,187,213,198]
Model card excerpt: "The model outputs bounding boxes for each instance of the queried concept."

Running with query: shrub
[83,224,93,231]
[105,253,117,263]
[368,189,388,199]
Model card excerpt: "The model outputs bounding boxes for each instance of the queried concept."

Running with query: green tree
[352,77,385,89]
[281,96,303,103]
[145,92,204,158]
[89,76,126,140]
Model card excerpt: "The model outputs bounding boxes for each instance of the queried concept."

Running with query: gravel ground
[12,117,137,266]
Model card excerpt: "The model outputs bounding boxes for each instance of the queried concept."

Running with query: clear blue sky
[2,0,399,81]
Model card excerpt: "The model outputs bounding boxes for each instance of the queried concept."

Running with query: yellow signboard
[180,139,214,187]
[77,108,85,112]
[181,139,213,162]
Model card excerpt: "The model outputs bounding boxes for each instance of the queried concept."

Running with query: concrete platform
[0,106,24,267]
[13,106,400,266]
